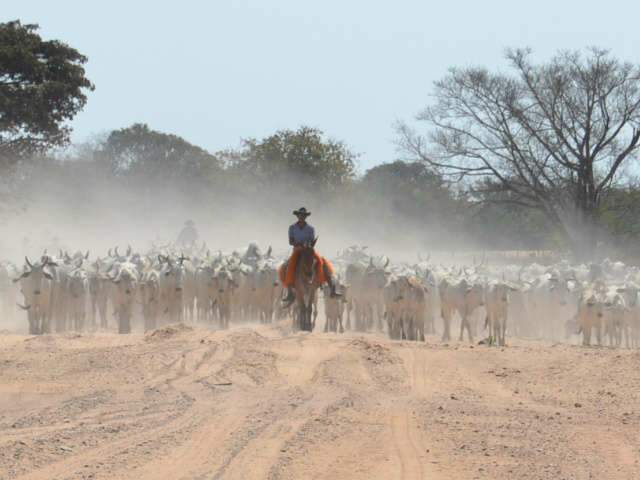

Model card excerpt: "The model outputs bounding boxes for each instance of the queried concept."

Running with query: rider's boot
[283,285,295,306]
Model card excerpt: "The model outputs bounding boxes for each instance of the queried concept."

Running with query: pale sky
[4,0,639,171]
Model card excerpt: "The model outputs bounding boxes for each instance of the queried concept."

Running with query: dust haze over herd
[4,4,640,480]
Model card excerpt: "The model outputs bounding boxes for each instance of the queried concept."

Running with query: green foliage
[360,161,460,225]
[226,126,357,191]
[101,123,221,181]
[0,20,94,162]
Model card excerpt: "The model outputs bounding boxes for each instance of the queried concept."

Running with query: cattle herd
[0,242,639,349]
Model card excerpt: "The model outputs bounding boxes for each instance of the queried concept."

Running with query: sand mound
[144,323,193,342]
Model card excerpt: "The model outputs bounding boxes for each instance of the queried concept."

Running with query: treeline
[6,125,640,258]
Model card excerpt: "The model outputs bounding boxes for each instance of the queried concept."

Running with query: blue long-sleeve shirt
[289,222,315,246]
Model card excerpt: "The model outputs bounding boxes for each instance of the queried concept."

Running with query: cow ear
[43,272,53,281]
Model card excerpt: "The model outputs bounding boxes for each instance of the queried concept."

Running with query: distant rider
[177,220,198,248]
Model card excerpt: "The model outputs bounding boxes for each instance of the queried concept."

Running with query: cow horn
[25,256,33,269]
[85,250,90,259]
[126,245,132,256]
[115,246,120,257]
[108,248,113,257]
[384,257,390,269]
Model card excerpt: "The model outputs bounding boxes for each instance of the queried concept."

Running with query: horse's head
[298,237,318,284]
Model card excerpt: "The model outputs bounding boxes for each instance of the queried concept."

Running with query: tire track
[390,412,425,480]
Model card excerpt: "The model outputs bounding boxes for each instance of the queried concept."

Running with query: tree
[0,20,94,163]
[398,48,640,255]
[354,161,463,245]
[226,126,357,192]
[101,123,221,181]
[362,161,457,218]
[466,178,559,249]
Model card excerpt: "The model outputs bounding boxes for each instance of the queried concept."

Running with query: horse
[292,238,321,332]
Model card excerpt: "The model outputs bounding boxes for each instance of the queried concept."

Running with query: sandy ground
[1,322,640,480]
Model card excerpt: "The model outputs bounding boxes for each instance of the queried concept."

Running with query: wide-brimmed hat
[293,207,311,217]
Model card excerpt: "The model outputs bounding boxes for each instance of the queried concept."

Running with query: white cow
[14,257,56,335]
[439,277,485,343]
[110,263,139,334]
[484,281,516,346]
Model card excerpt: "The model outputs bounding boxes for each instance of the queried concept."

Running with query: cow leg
[417,314,425,342]
[595,323,602,346]
[401,315,409,341]
[441,309,451,342]
[461,312,473,343]
[376,301,384,332]
[345,300,352,330]
[28,310,36,335]
[390,312,397,339]
[624,323,630,349]
[582,323,591,346]
[384,311,391,338]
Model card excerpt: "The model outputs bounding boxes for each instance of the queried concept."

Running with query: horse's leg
[311,292,318,332]
[302,302,308,331]
[323,300,329,333]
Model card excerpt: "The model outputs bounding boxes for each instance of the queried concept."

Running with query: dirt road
[1,323,639,479]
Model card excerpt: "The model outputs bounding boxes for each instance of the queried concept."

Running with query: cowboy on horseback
[282,207,339,306]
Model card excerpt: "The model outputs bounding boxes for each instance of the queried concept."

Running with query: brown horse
[293,238,320,332]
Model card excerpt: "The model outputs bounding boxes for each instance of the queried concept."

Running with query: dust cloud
[0,154,467,264]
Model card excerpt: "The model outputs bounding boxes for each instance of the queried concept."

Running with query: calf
[323,277,348,333]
